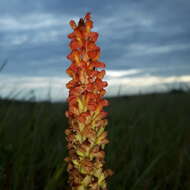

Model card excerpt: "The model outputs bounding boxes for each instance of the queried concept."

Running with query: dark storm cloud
[0,0,190,100]
[1,0,189,71]
[0,0,111,16]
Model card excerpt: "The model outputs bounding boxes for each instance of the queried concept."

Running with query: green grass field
[0,92,190,190]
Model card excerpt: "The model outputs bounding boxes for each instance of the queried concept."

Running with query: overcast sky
[0,0,190,100]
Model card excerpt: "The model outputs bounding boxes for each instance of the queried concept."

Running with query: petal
[92,151,105,159]
[79,69,88,84]
[66,80,77,89]
[69,39,82,50]
[70,86,84,96]
[85,12,91,20]
[86,83,94,91]
[98,111,108,119]
[69,105,79,115]
[69,20,77,30]
[93,61,105,68]
[88,49,100,61]
[82,126,96,138]
[74,30,82,39]
[68,96,78,106]
[99,89,106,96]
[67,32,75,39]
[82,176,92,186]
[96,131,109,145]
[87,41,98,51]
[78,112,91,123]
[97,70,105,79]
[89,32,99,42]
[104,169,114,177]
[87,103,97,111]
[100,99,109,107]
[69,63,78,72]
[86,20,93,30]
[66,68,74,77]
[87,70,98,82]
[95,79,108,89]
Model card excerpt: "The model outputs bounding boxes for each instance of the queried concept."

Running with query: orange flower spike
[65,13,113,190]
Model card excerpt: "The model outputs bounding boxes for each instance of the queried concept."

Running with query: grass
[0,91,190,190]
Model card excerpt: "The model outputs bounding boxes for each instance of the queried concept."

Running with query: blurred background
[1,1,190,190]
[0,0,189,101]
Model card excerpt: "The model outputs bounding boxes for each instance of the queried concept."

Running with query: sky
[0,0,190,101]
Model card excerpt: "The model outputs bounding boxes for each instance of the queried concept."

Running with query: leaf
[130,151,166,190]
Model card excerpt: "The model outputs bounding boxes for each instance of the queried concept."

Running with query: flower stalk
[65,13,113,190]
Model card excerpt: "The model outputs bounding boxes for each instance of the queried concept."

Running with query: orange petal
[89,32,99,42]
[99,89,106,96]
[78,112,90,123]
[67,32,75,39]
[69,20,77,30]
[97,70,105,79]
[79,69,88,84]
[68,96,77,106]
[87,103,97,111]
[102,81,108,87]
[69,105,79,115]
[88,71,98,83]
[69,63,78,72]
[92,151,105,159]
[100,99,109,107]
[86,20,93,29]
[95,79,108,89]
[96,131,109,146]
[93,61,105,68]
[88,49,100,60]
[74,30,82,39]
[70,87,84,96]
[85,12,91,20]
[66,52,73,60]
[69,39,82,50]
[104,169,114,177]
[87,42,98,51]
[99,111,108,119]
[68,30,82,40]
[66,80,77,89]
[86,83,94,91]
[66,68,74,77]
[82,126,96,138]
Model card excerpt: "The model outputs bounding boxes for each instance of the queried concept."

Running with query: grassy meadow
[0,91,190,190]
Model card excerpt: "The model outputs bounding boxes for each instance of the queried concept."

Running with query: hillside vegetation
[0,92,190,190]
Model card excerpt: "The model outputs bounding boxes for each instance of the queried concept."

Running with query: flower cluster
[65,13,113,190]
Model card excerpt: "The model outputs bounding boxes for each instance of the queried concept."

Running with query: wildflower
[65,12,113,190]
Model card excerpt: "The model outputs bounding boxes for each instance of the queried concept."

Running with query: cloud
[0,73,190,101]
[106,69,142,78]
[0,13,75,47]
[106,74,190,96]
[126,43,190,56]
[107,75,190,87]
[0,74,69,101]
[0,0,189,99]
[0,14,63,31]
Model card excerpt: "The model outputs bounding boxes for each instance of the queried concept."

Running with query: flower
[65,12,113,190]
